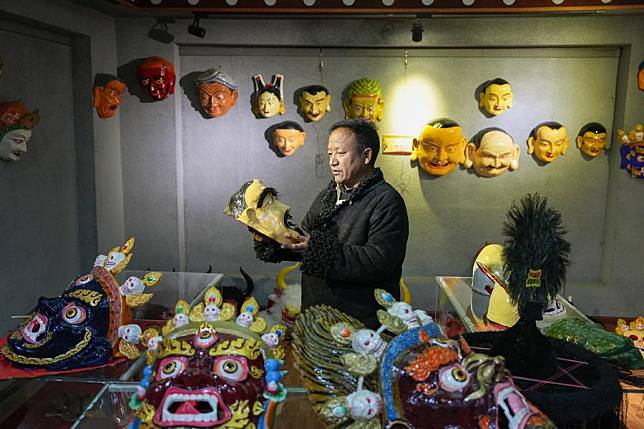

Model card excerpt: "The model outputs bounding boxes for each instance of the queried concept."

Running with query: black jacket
[255,169,409,328]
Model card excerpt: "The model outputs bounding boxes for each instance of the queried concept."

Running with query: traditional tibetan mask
[465,128,519,177]
[130,298,287,429]
[93,79,126,119]
[576,123,608,158]
[298,85,331,122]
[252,74,284,118]
[137,57,176,101]
[412,118,467,176]
[527,122,569,163]
[0,100,40,163]
[618,123,644,178]
[639,61,644,91]
[224,179,299,245]
[292,291,554,429]
[195,69,239,118]
[1,238,159,371]
[271,121,306,157]
[478,78,513,116]
[343,77,384,122]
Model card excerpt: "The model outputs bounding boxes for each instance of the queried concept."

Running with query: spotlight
[148,18,175,44]
[188,15,206,38]
[411,19,424,43]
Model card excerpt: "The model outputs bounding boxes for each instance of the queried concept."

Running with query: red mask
[137,57,176,101]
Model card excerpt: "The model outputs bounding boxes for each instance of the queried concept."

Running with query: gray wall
[114,14,644,317]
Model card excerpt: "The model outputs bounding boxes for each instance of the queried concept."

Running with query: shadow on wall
[117,58,156,103]
[180,71,211,120]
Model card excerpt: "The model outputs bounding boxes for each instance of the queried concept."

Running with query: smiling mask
[412,118,467,176]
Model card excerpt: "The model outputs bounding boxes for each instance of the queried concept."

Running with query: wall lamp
[188,15,206,38]
[411,18,424,43]
[148,18,175,44]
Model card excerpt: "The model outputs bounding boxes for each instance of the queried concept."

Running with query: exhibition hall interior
[0,0,642,427]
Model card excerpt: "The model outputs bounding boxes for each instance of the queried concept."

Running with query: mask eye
[157,357,188,381]
[75,274,93,286]
[431,337,451,348]
[439,364,470,392]
[214,357,248,382]
[62,303,87,324]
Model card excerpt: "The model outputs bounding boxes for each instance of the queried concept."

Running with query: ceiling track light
[148,18,175,44]
[188,14,206,38]
[411,18,424,43]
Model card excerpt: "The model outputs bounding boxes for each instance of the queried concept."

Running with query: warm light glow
[389,75,443,136]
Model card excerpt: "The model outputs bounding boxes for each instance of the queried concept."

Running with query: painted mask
[1,238,158,371]
[465,128,519,177]
[293,291,554,429]
[412,118,467,176]
[252,74,284,118]
[224,179,299,245]
[93,79,126,119]
[618,124,644,178]
[576,123,608,158]
[470,244,505,323]
[479,78,513,116]
[343,77,384,122]
[527,122,569,163]
[0,101,40,163]
[195,69,238,118]
[639,61,643,91]
[137,57,176,101]
[298,85,331,122]
[271,121,306,157]
[130,299,288,429]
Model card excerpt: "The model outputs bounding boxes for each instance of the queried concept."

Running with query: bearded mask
[130,295,287,429]
[465,128,519,178]
[224,179,299,245]
[298,85,331,122]
[1,238,159,372]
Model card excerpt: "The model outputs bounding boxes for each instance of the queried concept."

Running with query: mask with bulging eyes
[224,179,299,245]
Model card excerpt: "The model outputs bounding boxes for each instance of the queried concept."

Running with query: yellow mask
[478,80,513,117]
[224,179,299,245]
[272,124,306,157]
[411,119,467,176]
[465,128,519,177]
[527,123,569,163]
[343,78,384,122]
[299,86,331,122]
[487,285,520,328]
[576,123,608,158]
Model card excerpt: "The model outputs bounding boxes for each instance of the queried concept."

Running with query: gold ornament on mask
[67,289,103,307]
[209,337,262,360]
[525,269,542,288]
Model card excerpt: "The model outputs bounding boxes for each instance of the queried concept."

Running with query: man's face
[479,84,513,116]
[328,127,370,187]
[345,94,383,122]
[273,128,306,157]
[413,126,466,176]
[199,82,238,118]
[529,126,568,163]
[257,92,280,118]
[138,67,174,101]
[93,81,125,119]
[576,131,607,158]
[299,90,331,122]
[469,130,518,177]
[0,129,31,162]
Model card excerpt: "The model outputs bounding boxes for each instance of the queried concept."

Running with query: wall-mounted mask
[478,78,513,117]
[298,85,331,122]
[292,291,555,429]
[195,68,238,118]
[618,123,644,178]
[527,122,569,163]
[93,79,126,119]
[129,298,287,429]
[1,238,159,372]
[137,57,176,101]
[271,121,306,157]
[576,122,608,159]
[639,61,644,91]
[343,77,384,122]
[465,128,519,177]
[0,100,40,163]
[411,118,467,176]
[224,179,299,245]
[252,74,284,118]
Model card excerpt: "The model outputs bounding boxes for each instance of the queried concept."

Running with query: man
[464,127,519,177]
[298,85,331,122]
[527,121,569,163]
[195,68,238,118]
[254,119,409,328]
[478,78,513,117]
[411,118,467,176]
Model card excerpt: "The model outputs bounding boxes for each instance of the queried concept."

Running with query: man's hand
[281,231,310,250]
